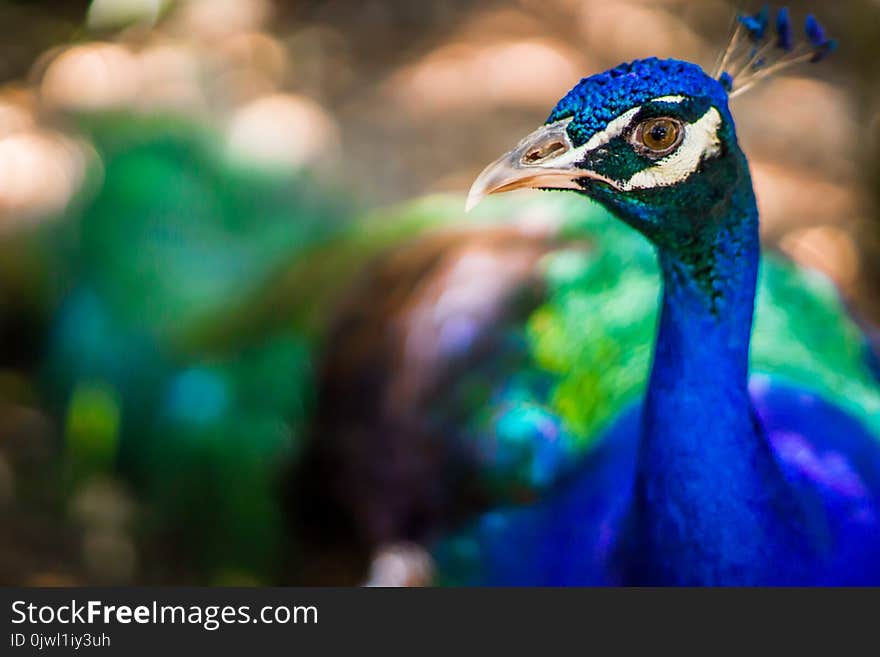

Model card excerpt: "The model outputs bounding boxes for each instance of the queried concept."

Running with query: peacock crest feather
[714,5,837,97]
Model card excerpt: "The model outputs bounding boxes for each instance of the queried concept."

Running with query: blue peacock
[300,7,880,585]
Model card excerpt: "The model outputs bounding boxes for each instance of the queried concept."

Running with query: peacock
[299,7,880,585]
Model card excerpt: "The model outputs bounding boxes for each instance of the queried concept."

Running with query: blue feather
[437,385,880,585]
[805,14,827,47]
[776,8,794,51]
[738,5,770,41]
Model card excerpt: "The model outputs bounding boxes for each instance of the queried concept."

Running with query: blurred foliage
[2,109,355,583]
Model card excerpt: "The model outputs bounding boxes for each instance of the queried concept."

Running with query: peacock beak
[466,117,588,212]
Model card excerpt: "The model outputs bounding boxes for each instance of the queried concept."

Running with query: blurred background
[0,0,878,585]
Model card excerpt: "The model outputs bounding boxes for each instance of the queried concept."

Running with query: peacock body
[305,8,880,585]
[441,9,880,585]
[432,194,880,585]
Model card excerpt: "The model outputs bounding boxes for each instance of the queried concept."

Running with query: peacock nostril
[522,140,566,164]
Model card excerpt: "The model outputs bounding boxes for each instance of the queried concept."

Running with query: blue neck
[629,185,815,584]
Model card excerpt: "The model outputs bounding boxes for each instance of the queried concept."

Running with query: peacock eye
[636,117,683,156]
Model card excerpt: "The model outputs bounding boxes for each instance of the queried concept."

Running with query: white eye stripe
[580,107,642,151]
[650,95,687,104]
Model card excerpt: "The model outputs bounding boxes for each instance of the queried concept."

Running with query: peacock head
[467,7,836,255]
[468,58,741,253]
